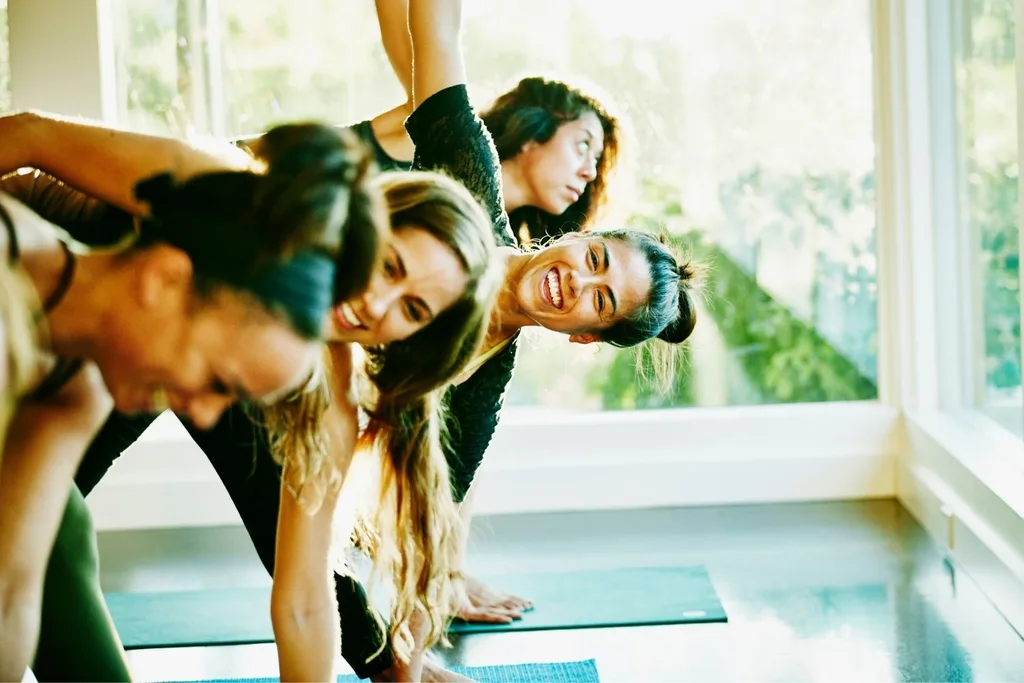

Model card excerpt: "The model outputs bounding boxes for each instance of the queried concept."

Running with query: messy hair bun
[655,258,702,345]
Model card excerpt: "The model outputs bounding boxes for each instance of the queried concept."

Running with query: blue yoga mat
[451,565,726,634]
[107,566,725,649]
[162,659,599,683]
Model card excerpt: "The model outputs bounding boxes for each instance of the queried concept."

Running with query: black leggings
[34,407,392,681]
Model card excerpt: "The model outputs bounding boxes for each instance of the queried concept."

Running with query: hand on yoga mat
[421,659,476,682]
[456,575,534,623]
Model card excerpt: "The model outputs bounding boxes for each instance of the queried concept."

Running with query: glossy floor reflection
[99,500,1024,682]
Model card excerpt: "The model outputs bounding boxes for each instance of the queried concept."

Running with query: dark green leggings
[34,407,394,681]
[33,486,132,681]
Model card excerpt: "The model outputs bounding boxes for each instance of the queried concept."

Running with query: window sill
[90,402,900,529]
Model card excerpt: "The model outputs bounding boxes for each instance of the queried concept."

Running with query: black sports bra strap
[0,197,86,399]
[28,358,85,401]
[41,241,76,313]
[0,200,17,264]
[0,197,74,311]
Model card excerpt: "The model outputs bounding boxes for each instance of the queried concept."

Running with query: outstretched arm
[0,112,254,217]
[375,0,413,102]
[408,0,467,108]
[403,0,512,243]
[0,359,112,679]
[272,344,359,682]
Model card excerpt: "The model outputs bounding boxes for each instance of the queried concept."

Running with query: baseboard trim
[898,414,1024,638]
[89,448,896,531]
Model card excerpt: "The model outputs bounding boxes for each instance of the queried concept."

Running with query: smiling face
[327,226,469,345]
[514,110,605,216]
[515,235,652,342]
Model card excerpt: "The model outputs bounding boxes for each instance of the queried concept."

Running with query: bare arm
[0,364,112,680]
[456,482,479,568]
[272,344,359,682]
[408,0,467,108]
[0,111,254,216]
[375,0,414,101]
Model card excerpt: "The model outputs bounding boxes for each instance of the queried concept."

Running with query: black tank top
[1,200,84,400]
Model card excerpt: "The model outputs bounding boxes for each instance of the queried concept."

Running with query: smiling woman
[329,172,483,346]
[509,234,654,341]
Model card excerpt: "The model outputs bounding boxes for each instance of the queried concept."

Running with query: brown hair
[481,75,627,243]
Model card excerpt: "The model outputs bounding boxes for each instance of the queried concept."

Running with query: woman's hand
[457,575,533,624]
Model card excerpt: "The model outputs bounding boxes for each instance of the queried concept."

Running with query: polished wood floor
[90,500,1024,682]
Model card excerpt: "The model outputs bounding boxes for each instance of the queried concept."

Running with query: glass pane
[489,0,879,411]
[111,0,402,137]
[111,0,878,412]
[957,0,1021,436]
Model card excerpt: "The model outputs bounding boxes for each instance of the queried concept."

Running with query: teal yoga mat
[106,566,725,649]
[450,565,726,634]
[162,659,599,683]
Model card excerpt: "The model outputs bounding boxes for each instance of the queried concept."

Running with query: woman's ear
[135,244,194,310]
[568,332,599,345]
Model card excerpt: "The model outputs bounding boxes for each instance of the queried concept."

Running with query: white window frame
[884,0,1024,637]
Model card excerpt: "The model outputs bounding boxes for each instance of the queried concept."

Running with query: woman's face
[514,110,605,216]
[514,235,652,342]
[98,247,319,428]
[327,226,469,346]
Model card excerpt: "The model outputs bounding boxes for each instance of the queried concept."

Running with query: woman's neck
[491,249,538,338]
[22,246,115,359]
[499,159,530,214]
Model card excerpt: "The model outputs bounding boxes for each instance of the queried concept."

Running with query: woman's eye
[589,250,598,270]
[596,291,605,313]
[406,302,423,323]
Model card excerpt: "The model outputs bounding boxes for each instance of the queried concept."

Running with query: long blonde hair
[263,170,502,661]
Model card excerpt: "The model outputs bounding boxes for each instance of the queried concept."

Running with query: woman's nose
[568,269,599,299]
[579,156,598,182]
[362,278,401,323]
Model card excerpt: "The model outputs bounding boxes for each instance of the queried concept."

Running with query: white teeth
[547,270,562,308]
[341,303,363,328]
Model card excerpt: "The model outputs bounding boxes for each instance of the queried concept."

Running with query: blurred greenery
[962,0,1021,396]
[109,0,884,411]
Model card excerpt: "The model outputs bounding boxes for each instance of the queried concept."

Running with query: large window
[955,0,1021,438]
[112,0,878,413]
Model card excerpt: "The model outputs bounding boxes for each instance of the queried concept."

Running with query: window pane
[111,0,401,137]
[486,0,879,411]
[957,0,1021,436]
[111,0,878,412]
